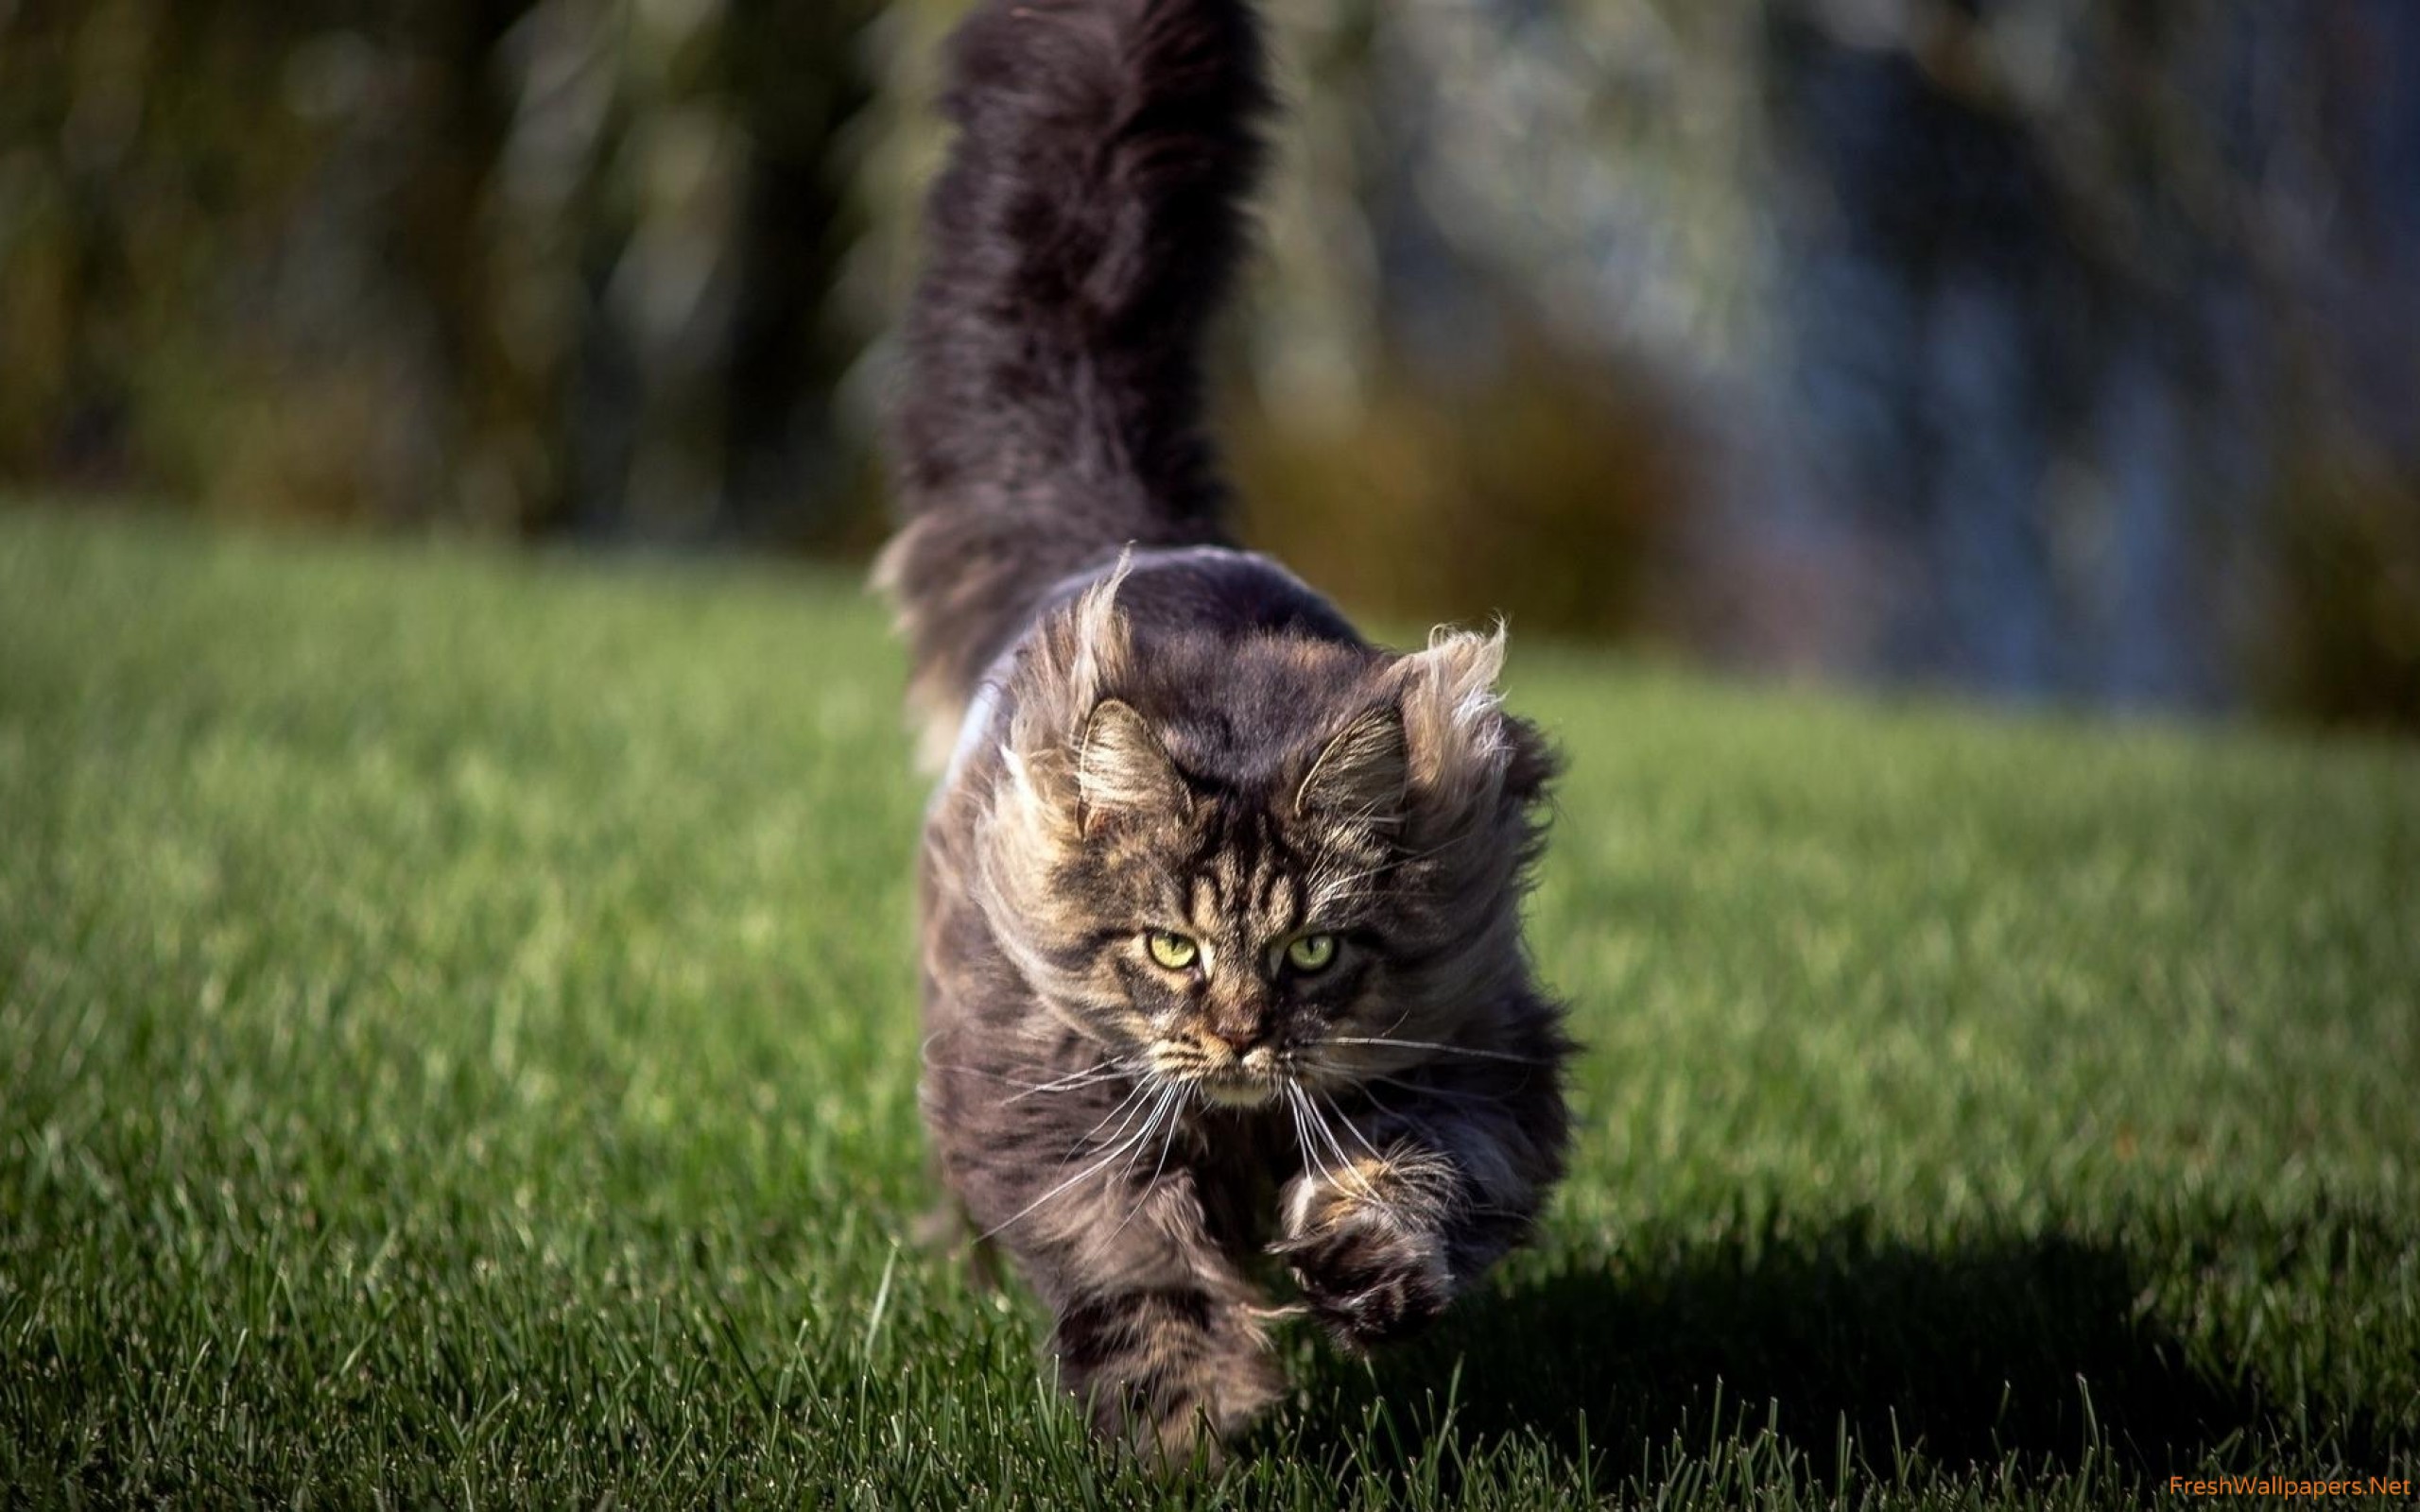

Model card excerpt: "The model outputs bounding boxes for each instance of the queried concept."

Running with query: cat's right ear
[1076,699,1189,835]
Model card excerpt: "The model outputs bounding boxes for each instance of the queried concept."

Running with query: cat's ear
[1077,699,1188,833]
[1295,705,1409,827]
[1392,624,1512,797]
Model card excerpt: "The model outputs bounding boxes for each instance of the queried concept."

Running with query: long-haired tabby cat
[876,0,1572,1463]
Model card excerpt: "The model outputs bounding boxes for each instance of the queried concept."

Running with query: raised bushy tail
[877,0,1269,740]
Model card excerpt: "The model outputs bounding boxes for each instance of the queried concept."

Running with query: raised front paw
[1275,1178,1454,1349]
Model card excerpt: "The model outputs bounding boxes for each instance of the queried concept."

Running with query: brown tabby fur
[876,0,1572,1465]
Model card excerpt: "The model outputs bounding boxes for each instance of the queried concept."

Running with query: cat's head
[968,574,1555,1107]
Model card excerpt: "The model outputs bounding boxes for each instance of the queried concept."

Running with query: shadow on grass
[1279,1216,2384,1493]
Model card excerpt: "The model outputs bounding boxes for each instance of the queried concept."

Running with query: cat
[875,0,1573,1464]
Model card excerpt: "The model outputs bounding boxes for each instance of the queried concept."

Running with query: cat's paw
[1275,1167,1455,1349]
[1089,1391,1228,1475]
[1056,1292,1285,1469]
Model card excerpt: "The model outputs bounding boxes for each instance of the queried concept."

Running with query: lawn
[2,507,2415,1507]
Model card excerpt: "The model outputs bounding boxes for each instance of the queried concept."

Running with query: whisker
[1104,1085,1189,1245]
[976,1091,1169,1245]
[1353,1077,1409,1125]
[1283,1085,1336,1194]
[1057,1077,1155,1163]
[918,1026,1135,1096]
[1000,1064,1134,1105]
[1294,1086,1374,1199]
[1313,1086,1388,1166]
[1324,1036,1547,1066]
[919,1059,1131,1098]
[1358,1002,1422,1046]
[1362,1074,1503,1110]
[1027,1059,1132,1087]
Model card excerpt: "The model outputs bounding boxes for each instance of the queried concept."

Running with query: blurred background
[4,0,2415,728]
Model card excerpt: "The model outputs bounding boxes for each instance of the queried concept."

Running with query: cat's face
[968,586,1551,1109]
[1048,700,1409,1108]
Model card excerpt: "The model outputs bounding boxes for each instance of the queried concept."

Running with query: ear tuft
[1295,705,1409,825]
[1062,557,1132,713]
[1394,624,1511,791]
[1076,699,1188,833]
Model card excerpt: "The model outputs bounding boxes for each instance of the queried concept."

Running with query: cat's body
[878,0,1572,1460]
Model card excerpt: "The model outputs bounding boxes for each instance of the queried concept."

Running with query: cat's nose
[1207,1022,1263,1055]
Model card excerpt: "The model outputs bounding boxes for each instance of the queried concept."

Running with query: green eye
[1146,931,1200,971]
[1284,933,1338,973]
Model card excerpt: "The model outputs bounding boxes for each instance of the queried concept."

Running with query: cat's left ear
[1394,626,1507,772]
[1296,705,1409,827]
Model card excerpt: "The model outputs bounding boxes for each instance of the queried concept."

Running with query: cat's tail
[875,0,1270,748]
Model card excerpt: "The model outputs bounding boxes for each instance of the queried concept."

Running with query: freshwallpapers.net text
[2169,1475,2411,1498]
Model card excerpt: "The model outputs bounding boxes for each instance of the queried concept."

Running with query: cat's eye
[1146,931,1200,971]
[1284,933,1338,973]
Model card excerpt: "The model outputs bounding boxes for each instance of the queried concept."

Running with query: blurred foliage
[1,0,2414,726]
[1,0,883,541]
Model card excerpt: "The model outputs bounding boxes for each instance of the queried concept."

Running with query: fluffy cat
[876,0,1572,1462]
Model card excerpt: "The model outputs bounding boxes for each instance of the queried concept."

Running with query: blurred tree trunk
[716,0,878,545]
[393,0,528,528]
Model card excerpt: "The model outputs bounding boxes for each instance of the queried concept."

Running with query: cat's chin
[1197,1075,1277,1109]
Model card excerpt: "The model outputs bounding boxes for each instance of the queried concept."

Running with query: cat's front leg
[992,1138,1286,1464]
[1273,1071,1564,1350]
[1273,1143,1462,1349]
[1047,1279,1284,1467]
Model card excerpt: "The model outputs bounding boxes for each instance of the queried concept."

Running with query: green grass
[3,506,2416,1508]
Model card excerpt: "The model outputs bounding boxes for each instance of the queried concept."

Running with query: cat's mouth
[1197,1070,1276,1108]
[1148,1040,1288,1108]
